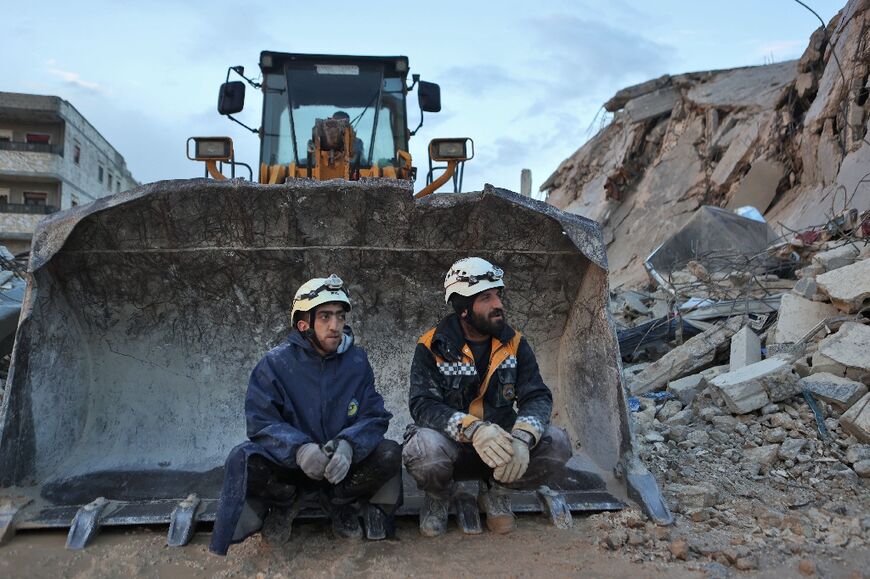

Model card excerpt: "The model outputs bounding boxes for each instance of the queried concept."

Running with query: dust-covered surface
[2,511,868,578]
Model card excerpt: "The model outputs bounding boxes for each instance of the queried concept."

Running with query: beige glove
[471,422,514,468]
[494,437,530,484]
[296,442,330,480]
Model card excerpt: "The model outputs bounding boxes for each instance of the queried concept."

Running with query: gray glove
[324,439,353,484]
[296,442,330,480]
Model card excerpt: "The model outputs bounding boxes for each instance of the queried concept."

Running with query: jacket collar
[287,325,355,358]
[431,313,515,362]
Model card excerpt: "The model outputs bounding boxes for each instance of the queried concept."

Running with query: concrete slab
[730,326,761,371]
[800,372,868,410]
[816,258,870,313]
[770,294,838,345]
[710,358,801,414]
[817,322,870,382]
[840,393,870,443]
[725,159,785,214]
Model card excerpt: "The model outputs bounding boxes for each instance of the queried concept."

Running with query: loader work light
[429,138,474,162]
[187,137,234,162]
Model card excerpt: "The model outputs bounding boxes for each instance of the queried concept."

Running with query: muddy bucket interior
[0,179,669,541]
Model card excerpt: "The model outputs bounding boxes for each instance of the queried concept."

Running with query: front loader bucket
[0,179,670,544]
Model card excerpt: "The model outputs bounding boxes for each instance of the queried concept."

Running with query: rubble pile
[599,212,869,572]
[543,0,870,290]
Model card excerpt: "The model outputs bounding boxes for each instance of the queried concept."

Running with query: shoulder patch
[347,398,359,417]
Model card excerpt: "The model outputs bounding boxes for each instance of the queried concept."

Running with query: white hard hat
[291,274,351,321]
[444,257,505,304]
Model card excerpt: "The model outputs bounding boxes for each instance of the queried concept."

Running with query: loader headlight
[187,137,234,162]
[429,138,474,162]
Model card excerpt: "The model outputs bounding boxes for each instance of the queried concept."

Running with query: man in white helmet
[403,257,572,536]
[210,275,401,555]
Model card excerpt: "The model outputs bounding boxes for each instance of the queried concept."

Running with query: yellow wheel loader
[0,52,670,549]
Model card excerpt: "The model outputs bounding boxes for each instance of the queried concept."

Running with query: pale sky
[1,0,846,198]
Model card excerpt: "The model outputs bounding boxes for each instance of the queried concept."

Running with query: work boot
[329,502,363,540]
[478,483,515,534]
[419,493,449,537]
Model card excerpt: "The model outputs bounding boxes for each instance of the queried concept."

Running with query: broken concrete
[791,277,818,300]
[710,358,801,414]
[800,372,868,410]
[812,244,862,272]
[770,294,839,345]
[725,159,785,214]
[730,326,761,371]
[817,322,870,382]
[816,258,870,313]
[625,87,680,122]
[630,317,742,394]
[840,392,870,443]
[743,444,781,466]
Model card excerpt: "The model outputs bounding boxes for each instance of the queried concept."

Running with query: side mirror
[418,81,441,113]
[218,81,245,115]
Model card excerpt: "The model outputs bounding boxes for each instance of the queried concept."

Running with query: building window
[116,180,121,192]
[23,192,48,206]
[71,195,79,207]
[107,172,113,190]
[98,165,104,183]
[74,142,81,165]
[0,188,9,205]
[0,130,11,142]
[26,133,51,144]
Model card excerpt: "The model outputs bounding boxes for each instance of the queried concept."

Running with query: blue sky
[1,0,846,197]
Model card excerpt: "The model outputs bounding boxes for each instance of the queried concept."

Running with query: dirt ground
[1,513,868,579]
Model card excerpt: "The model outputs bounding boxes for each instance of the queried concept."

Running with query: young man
[403,257,572,536]
[210,275,400,555]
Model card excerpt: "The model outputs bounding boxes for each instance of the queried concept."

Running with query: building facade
[0,91,137,253]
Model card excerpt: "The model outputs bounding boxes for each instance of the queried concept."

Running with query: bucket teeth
[0,497,31,545]
[66,497,111,550]
[167,494,202,547]
[452,491,482,534]
[536,485,573,529]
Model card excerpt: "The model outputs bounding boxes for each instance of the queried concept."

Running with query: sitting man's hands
[494,436,530,484]
[324,439,354,484]
[470,422,514,468]
[296,442,330,480]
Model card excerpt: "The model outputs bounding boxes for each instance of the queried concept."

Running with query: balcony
[0,141,64,156]
[0,203,59,215]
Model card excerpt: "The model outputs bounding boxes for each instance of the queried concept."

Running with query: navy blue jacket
[245,328,391,467]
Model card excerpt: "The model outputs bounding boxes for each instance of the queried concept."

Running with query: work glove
[324,439,354,484]
[296,442,330,480]
[493,437,530,484]
[471,422,514,468]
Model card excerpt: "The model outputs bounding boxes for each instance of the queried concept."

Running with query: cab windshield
[265,61,406,169]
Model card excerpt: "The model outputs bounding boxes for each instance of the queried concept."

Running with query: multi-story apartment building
[0,91,138,253]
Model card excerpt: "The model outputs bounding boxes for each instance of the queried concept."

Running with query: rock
[666,408,695,426]
[779,438,807,460]
[811,244,861,272]
[630,318,743,394]
[686,430,710,446]
[730,326,761,370]
[765,427,787,443]
[622,291,651,315]
[627,530,646,546]
[710,358,801,414]
[845,444,870,464]
[798,558,816,576]
[853,459,870,477]
[604,74,672,112]
[840,393,870,443]
[810,351,848,377]
[816,258,870,313]
[735,556,759,570]
[711,415,738,432]
[743,444,781,465]
[817,323,870,382]
[800,373,868,410]
[669,538,689,560]
[625,87,680,122]
[644,431,665,443]
[667,373,706,406]
[670,483,719,508]
[726,159,785,214]
[792,277,819,299]
[770,294,839,345]
[657,399,684,422]
[604,529,628,549]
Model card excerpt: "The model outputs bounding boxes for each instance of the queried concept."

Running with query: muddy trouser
[209,439,402,555]
[402,425,572,499]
